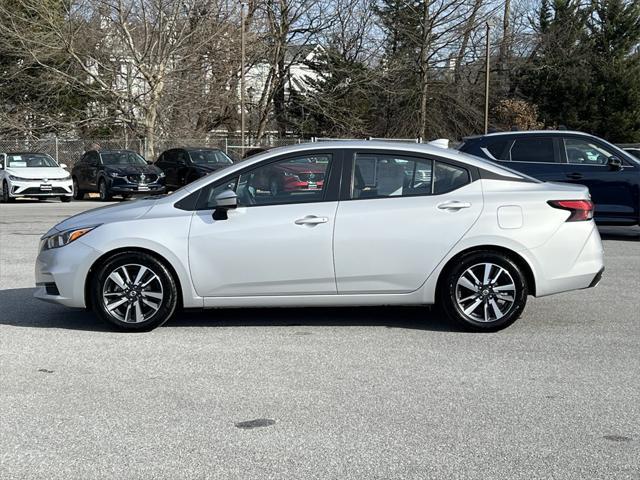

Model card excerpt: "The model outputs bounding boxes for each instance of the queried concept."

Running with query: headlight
[158,171,166,178]
[8,175,33,181]
[108,171,125,177]
[42,226,99,250]
[59,174,71,181]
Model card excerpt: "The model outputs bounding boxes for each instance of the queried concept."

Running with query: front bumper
[108,177,165,194]
[34,239,102,308]
[9,179,73,197]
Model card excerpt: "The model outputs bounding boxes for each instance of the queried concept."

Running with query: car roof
[97,150,138,154]
[464,130,595,141]
[183,147,223,152]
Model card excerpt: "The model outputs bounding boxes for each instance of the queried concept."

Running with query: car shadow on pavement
[0,288,459,332]
[599,226,640,241]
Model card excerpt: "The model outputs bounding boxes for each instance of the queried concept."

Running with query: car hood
[47,197,159,236]
[5,167,69,179]
[104,164,162,175]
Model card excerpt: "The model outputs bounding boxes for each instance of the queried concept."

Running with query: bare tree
[0,0,234,156]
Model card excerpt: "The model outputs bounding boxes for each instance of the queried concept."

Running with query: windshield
[6,153,58,168]
[100,151,147,166]
[189,150,233,165]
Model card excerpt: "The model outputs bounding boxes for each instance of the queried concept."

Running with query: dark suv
[459,131,640,225]
[155,147,233,190]
[72,150,165,201]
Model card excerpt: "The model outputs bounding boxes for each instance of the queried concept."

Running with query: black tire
[98,178,112,201]
[72,177,85,200]
[60,196,72,203]
[2,181,14,203]
[438,250,528,332]
[90,251,179,331]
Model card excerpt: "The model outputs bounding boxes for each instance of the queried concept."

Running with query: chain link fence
[0,135,446,169]
[0,135,307,168]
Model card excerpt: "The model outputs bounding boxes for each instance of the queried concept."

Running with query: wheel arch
[84,247,184,311]
[435,245,537,298]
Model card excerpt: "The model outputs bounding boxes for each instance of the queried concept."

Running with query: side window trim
[187,150,343,211]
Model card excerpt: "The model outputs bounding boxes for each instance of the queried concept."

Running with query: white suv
[0,152,73,202]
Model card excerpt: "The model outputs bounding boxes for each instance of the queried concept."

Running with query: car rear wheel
[438,251,528,332]
[91,252,178,331]
[98,179,111,201]
[72,177,85,200]
[1,181,14,203]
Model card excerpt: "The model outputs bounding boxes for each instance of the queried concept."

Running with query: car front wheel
[91,251,179,331]
[72,177,85,200]
[98,178,111,201]
[1,181,15,203]
[438,251,528,332]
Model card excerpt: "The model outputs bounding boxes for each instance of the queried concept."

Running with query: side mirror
[60,163,68,169]
[607,156,623,171]
[146,160,153,165]
[212,190,238,220]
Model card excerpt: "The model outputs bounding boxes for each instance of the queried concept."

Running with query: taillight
[547,200,594,222]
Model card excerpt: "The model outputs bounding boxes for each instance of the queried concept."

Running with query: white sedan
[0,152,73,202]
[34,141,604,331]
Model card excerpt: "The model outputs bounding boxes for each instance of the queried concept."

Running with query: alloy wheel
[455,262,516,323]
[101,264,164,323]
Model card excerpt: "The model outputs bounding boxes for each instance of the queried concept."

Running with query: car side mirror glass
[212,189,238,220]
[607,156,623,171]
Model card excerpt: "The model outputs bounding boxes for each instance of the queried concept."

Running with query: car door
[333,151,483,294]
[159,149,178,188]
[560,136,639,223]
[188,151,341,297]
[175,149,192,185]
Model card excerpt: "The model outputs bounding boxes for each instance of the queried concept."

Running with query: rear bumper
[525,223,605,297]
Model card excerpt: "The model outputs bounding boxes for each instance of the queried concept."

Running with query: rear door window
[482,140,509,160]
[509,137,556,163]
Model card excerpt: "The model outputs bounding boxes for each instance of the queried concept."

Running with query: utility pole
[240,2,246,153]
[484,20,491,134]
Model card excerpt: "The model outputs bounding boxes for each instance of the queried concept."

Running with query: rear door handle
[566,173,583,180]
[437,201,472,211]
[294,215,328,226]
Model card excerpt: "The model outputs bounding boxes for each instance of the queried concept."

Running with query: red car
[254,156,328,196]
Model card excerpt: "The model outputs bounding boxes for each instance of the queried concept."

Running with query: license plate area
[40,184,52,191]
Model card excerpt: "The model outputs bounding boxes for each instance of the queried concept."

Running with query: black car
[155,147,233,190]
[459,131,640,226]
[72,150,166,201]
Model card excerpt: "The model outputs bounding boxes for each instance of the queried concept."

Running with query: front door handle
[566,173,584,180]
[295,215,328,226]
[437,201,472,211]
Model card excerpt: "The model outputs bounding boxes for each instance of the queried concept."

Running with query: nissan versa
[35,142,605,332]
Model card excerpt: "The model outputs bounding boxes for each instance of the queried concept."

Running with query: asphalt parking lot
[1,199,639,479]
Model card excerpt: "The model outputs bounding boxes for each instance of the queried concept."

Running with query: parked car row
[0,147,235,203]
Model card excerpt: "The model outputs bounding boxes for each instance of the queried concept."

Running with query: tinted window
[564,138,613,165]
[197,154,332,209]
[351,154,433,199]
[100,151,147,166]
[484,140,509,160]
[434,162,470,194]
[189,150,233,165]
[510,138,556,163]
